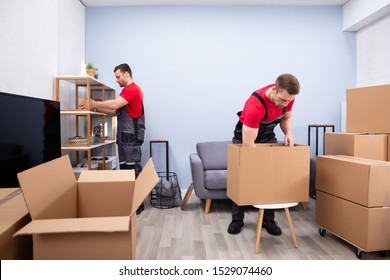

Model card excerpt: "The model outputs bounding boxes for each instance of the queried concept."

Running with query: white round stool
[253,202,298,254]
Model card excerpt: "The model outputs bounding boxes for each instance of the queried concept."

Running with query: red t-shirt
[119,82,144,118]
[240,84,294,129]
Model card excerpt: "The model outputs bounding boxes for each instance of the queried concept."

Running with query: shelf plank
[61,140,116,151]
[56,75,116,91]
[60,110,107,116]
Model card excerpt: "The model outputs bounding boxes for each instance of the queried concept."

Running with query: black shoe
[136,203,144,215]
[262,219,282,236]
[228,220,244,234]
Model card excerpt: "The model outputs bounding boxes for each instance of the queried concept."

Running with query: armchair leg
[181,183,194,210]
[205,199,212,213]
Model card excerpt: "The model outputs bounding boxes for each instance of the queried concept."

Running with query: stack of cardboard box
[316,84,390,254]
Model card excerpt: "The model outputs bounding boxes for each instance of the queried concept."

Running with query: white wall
[356,13,390,86]
[342,0,390,86]
[0,0,85,100]
[343,0,390,31]
[57,0,86,77]
[0,0,58,99]
[86,6,356,188]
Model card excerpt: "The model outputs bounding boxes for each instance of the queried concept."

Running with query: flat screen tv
[0,92,61,187]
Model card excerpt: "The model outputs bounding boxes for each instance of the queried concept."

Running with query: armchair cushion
[204,170,227,190]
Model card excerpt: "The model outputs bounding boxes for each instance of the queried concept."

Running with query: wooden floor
[136,191,390,260]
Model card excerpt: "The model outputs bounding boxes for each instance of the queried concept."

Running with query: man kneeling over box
[14,155,158,260]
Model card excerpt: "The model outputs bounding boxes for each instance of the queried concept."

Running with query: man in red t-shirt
[80,63,146,214]
[229,73,300,235]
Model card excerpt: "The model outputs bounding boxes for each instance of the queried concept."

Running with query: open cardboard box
[227,143,310,205]
[13,155,158,260]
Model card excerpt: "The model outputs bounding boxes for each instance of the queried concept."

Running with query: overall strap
[251,92,268,121]
[133,103,145,143]
[251,91,287,120]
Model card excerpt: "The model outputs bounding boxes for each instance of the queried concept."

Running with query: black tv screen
[0,92,61,187]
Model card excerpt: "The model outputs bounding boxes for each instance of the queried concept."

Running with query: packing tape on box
[0,189,22,206]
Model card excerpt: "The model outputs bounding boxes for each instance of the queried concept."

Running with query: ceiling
[80,0,350,7]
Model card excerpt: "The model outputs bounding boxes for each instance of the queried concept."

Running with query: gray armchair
[181,141,231,213]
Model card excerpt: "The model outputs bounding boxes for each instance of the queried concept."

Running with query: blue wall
[86,6,355,189]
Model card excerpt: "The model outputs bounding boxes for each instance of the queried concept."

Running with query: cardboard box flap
[17,155,78,220]
[78,169,135,183]
[77,170,136,218]
[13,216,130,236]
[132,158,159,215]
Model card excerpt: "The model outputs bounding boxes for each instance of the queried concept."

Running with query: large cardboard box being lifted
[316,155,390,207]
[324,132,388,161]
[14,155,158,260]
[227,143,310,206]
[346,84,390,133]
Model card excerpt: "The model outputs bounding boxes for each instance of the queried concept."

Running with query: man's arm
[242,125,258,147]
[280,111,294,146]
[80,96,128,116]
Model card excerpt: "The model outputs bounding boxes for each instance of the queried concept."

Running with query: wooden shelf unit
[56,76,117,170]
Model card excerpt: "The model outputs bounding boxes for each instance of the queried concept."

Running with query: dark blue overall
[116,105,145,177]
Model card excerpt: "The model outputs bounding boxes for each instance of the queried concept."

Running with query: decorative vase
[86,69,95,77]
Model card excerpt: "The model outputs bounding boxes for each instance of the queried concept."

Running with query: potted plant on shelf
[86,63,96,78]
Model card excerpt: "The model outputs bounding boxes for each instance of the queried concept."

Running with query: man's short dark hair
[114,63,132,78]
[275,73,300,95]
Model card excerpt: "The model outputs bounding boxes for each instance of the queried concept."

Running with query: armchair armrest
[189,153,205,190]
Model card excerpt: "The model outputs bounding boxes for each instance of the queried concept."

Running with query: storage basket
[149,172,182,209]
[68,136,88,146]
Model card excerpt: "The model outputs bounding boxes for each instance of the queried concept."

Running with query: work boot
[262,219,282,236]
[227,220,244,234]
[136,202,144,215]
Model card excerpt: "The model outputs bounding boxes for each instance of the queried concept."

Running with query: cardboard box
[74,156,117,175]
[346,84,390,133]
[324,132,388,161]
[90,155,117,170]
[13,155,158,260]
[316,155,390,207]
[316,190,390,252]
[0,188,32,260]
[227,143,310,205]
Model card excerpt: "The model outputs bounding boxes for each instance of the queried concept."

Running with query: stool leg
[205,199,212,213]
[255,209,265,254]
[181,183,194,210]
[284,208,298,248]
